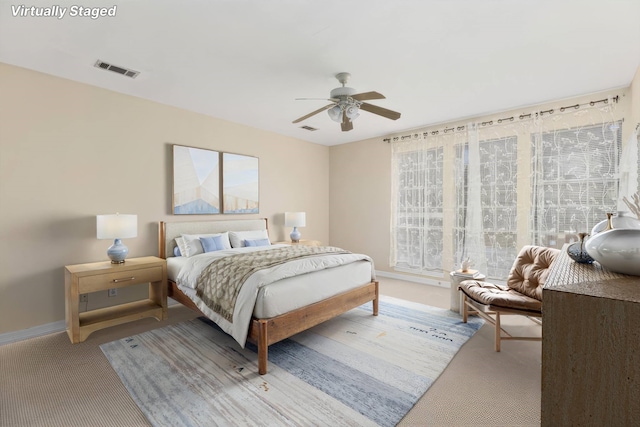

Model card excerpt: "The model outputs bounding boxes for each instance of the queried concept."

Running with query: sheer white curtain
[458,123,488,274]
[390,95,625,280]
[454,123,519,278]
[618,128,639,211]
[529,102,621,246]
[390,133,449,274]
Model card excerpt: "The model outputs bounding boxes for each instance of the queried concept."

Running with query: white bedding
[166,245,375,347]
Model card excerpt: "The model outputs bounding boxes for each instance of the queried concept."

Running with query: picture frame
[222,152,259,214]
[172,145,259,215]
[172,145,221,214]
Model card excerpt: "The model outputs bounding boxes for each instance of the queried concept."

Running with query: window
[392,146,443,273]
[390,99,625,280]
[454,136,518,278]
[531,122,622,247]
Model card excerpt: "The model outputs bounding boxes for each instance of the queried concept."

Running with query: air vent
[300,125,318,131]
[94,60,139,79]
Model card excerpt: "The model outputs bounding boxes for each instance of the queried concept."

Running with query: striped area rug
[100,296,483,427]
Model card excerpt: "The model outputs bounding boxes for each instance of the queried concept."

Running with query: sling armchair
[458,245,560,351]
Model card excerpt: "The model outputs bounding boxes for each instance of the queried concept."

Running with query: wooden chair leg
[495,312,501,352]
[462,293,468,323]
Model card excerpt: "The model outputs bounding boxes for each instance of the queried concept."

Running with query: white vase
[585,229,640,276]
[590,211,640,235]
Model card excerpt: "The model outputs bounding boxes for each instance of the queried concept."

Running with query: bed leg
[373,281,379,316]
[258,320,268,375]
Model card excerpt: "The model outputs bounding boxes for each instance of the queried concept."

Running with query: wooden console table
[65,256,167,343]
[541,248,639,426]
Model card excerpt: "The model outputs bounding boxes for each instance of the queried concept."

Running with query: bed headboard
[159,218,268,259]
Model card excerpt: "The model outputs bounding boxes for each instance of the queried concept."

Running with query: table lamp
[96,213,137,263]
[284,212,306,243]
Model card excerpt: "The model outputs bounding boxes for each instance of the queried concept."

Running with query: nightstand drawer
[78,266,163,293]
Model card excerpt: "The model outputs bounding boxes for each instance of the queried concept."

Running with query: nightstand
[65,256,167,343]
[274,239,322,246]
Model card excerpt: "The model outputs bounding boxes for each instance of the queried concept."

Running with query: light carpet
[100,296,483,427]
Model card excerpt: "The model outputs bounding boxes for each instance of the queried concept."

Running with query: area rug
[100,296,483,427]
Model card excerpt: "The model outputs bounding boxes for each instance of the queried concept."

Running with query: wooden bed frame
[159,218,379,375]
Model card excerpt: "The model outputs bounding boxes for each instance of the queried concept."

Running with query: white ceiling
[1,0,639,146]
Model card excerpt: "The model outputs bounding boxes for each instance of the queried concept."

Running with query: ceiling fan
[292,72,401,132]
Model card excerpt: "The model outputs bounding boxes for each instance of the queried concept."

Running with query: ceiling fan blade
[360,102,401,120]
[341,111,353,132]
[292,104,335,124]
[295,98,339,102]
[351,91,386,101]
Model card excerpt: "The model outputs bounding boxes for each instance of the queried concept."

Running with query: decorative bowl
[566,232,594,264]
[584,229,640,276]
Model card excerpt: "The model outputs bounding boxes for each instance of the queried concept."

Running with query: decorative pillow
[229,230,270,248]
[173,246,182,257]
[200,235,226,253]
[181,232,231,257]
[175,237,186,257]
[244,238,271,247]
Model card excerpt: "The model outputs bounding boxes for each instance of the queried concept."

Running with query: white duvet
[175,244,375,347]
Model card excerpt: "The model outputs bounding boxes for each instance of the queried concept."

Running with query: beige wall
[330,82,637,281]
[3,61,639,336]
[0,63,330,334]
[329,138,392,265]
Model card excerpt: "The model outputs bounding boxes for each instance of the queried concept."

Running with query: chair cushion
[458,245,560,313]
[459,280,542,312]
[507,245,560,301]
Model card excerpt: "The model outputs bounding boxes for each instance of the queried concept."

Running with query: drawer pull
[113,277,135,283]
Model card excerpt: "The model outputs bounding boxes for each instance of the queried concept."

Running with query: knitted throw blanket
[195,246,350,322]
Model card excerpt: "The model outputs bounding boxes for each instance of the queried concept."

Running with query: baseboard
[0,299,183,346]
[375,270,451,289]
[0,320,66,347]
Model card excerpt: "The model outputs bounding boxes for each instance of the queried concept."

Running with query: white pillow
[175,237,187,257]
[181,232,231,257]
[229,230,270,248]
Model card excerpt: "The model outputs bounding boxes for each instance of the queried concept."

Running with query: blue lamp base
[107,238,129,264]
[290,227,301,243]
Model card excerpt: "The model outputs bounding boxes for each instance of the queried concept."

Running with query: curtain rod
[384,95,619,143]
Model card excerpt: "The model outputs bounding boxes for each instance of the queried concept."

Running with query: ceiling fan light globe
[328,105,343,122]
[346,105,360,120]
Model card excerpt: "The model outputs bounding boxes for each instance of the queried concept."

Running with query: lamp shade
[97,214,138,239]
[285,212,306,228]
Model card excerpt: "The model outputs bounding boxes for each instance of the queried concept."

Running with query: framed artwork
[222,152,259,214]
[172,145,259,215]
[172,145,221,214]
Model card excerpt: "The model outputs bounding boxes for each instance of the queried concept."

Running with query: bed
[158,218,379,375]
